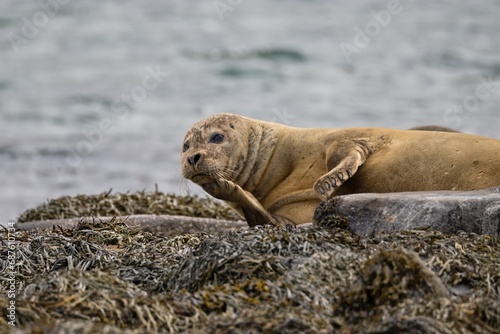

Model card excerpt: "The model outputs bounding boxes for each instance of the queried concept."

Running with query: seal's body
[181,113,500,226]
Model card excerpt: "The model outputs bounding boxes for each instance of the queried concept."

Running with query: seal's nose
[187,153,203,166]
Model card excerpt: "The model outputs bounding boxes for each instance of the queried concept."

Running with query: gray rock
[313,187,500,236]
[18,215,247,236]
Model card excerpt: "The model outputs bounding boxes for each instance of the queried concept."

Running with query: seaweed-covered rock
[314,187,500,236]
[17,214,247,236]
[17,190,240,223]
[1,215,499,333]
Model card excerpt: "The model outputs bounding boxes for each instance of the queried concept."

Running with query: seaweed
[1,198,499,333]
[17,189,240,223]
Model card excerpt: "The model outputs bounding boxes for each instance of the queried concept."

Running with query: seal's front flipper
[203,178,290,227]
[313,139,372,200]
[240,206,289,228]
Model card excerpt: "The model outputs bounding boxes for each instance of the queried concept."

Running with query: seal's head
[181,113,250,186]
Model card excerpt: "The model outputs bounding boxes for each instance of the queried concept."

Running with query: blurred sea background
[1,0,499,222]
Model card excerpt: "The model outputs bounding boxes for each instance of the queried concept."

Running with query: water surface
[1,0,499,221]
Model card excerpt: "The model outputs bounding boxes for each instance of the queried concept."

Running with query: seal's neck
[235,123,278,193]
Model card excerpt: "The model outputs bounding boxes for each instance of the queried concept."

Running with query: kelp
[17,190,240,223]
[1,197,499,333]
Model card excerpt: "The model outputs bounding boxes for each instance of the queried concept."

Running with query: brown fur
[181,114,500,226]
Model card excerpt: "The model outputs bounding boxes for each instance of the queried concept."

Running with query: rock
[18,215,247,236]
[314,187,500,236]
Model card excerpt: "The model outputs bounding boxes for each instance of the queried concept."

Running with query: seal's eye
[209,133,225,144]
[182,141,190,152]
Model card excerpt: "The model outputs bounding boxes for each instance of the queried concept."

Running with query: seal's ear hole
[229,123,234,129]
[209,133,225,144]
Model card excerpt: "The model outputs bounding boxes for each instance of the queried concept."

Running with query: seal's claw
[202,178,236,200]
[329,177,336,187]
[314,177,334,200]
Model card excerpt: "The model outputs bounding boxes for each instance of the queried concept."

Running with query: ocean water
[1,0,499,222]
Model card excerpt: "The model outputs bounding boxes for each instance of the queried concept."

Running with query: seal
[181,113,500,226]
[408,125,460,132]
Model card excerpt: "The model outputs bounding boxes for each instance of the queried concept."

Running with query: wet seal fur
[181,113,500,226]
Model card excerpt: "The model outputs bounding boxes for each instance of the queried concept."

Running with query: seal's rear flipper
[409,125,460,133]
